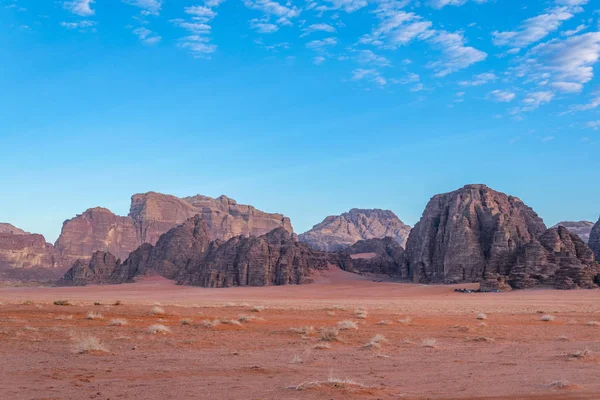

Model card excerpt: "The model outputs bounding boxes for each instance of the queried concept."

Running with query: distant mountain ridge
[551,221,594,243]
[299,208,411,252]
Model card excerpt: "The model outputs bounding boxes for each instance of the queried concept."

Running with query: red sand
[1,268,599,399]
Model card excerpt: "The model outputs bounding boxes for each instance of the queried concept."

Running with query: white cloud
[488,89,516,102]
[391,72,420,85]
[177,36,217,57]
[352,68,387,86]
[314,56,326,65]
[428,0,488,9]
[459,72,497,86]
[133,27,161,44]
[521,91,554,111]
[493,1,588,49]
[60,20,96,29]
[123,0,162,16]
[250,18,279,33]
[205,0,226,6]
[563,24,587,36]
[565,88,600,113]
[427,31,487,77]
[306,37,338,50]
[301,23,336,37]
[586,120,600,130]
[550,81,583,93]
[185,6,217,22]
[243,0,300,24]
[355,50,390,67]
[171,19,211,34]
[324,0,368,13]
[63,0,95,17]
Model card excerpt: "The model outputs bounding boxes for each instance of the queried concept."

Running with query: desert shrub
[109,318,127,326]
[180,318,193,326]
[54,300,70,306]
[337,320,358,330]
[86,312,104,320]
[250,305,265,312]
[73,337,108,354]
[148,324,170,334]
[476,313,487,320]
[540,315,555,322]
[422,338,437,348]
[151,306,166,315]
[319,327,339,341]
[363,334,386,349]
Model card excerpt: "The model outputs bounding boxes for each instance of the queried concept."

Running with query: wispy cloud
[122,0,162,16]
[301,23,336,37]
[459,72,497,86]
[133,27,161,44]
[488,89,516,102]
[60,20,96,30]
[63,0,95,17]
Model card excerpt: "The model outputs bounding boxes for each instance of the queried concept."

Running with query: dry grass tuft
[470,336,494,342]
[201,319,221,328]
[73,337,108,354]
[587,321,599,326]
[237,314,256,323]
[292,376,365,391]
[556,336,570,341]
[540,314,555,322]
[290,326,315,335]
[151,306,166,315]
[422,338,437,348]
[354,308,368,319]
[290,354,303,364]
[363,334,387,349]
[222,319,242,326]
[567,349,590,360]
[337,320,358,330]
[398,317,412,325]
[377,320,392,325]
[476,313,487,320]
[314,343,331,350]
[250,305,265,312]
[109,318,127,326]
[86,312,104,320]
[53,300,70,306]
[319,327,340,342]
[148,324,170,334]
[550,380,573,390]
[113,300,122,306]
[180,318,193,326]
[55,315,73,320]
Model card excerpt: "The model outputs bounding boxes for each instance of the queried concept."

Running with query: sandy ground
[1,268,599,400]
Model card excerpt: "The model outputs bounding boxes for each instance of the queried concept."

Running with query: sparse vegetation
[22,300,34,305]
[470,336,494,342]
[73,337,108,354]
[587,321,599,326]
[556,336,570,341]
[222,319,242,326]
[354,308,368,319]
[53,300,70,306]
[290,326,315,335]
[314,343,331,350]
[567,349,590,360]
[476,313,487,320]
[201,319,221,328]
[550,380,572,390]
[94,301,101,306]
[113,300,122,306]
[55,315,73,320]
[151,306,166,315]
[109,318,127,326]
[319,327,340,342]
[540,315,555,322]
[422,338,437,348]
[363,334,387,349]
[377,320,392,325]
[148,324,170,334]
[250,305,265,312]
[237,314,256,323]
[86,312,104,320]
[290,354,303,364]
[337,320,358,330]
[398,317,412,325]
[180,318,193,326]
[292,376,365,391]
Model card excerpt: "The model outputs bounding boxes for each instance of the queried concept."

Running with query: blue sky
[1,0,599,243]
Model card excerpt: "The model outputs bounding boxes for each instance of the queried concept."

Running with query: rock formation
[341,237,404,275]
[588,217,600,261]
[0,223,27,235]
[299,209,411,252]
[61,215,338,287]
[402,184,547,284]
[551,221,594,243]
[55,192,293,269]
[481,226,600,291]
[0,230,58,281]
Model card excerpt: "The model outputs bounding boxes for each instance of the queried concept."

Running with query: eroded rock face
[402,184,547,284]
[341,237,404,275]
[551,221,594,243]
[55,192,294,269]
[0,232,58,281]
[61,215,337,287]
[588,218,600,261]
[0,223,27,235]
[61,251,119,286]
[299,209,411,252]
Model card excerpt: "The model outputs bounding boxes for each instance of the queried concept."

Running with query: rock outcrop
[55,192,293,269]
[61,215,338,287]
[299,209,411,252]
[588,218,600,261]
[341,237,404,275]
[551,221,594,243]
[402,184,547,284]
[0,223,27,235]
[0,231,58,281]
[482,226,600,291]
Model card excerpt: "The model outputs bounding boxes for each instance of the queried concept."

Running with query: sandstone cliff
[299,209,411,252]
[0,223,27,235]
[401,184,547,283]
[61,215,337,287]
[341,237,404,275]
[551,221,594,243]
[55,192,294,269]
[588,217,600,261]
[0,231,58,281]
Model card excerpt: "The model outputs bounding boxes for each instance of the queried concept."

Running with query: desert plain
[1,268,599,400]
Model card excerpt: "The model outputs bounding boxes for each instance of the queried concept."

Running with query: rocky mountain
[481,226,600,291]
[0,229,58,281]
[587,218,600,261]
[551,221,594,243]
[54,192,293,270]
[299,209,411,252]
[401,184,547,284]
[61,215,338,287]
[0,223,27,235]
[340,237,404,275]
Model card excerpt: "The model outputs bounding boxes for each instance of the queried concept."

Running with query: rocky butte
[401,184,600,290]
[54,192,293,270]
[61,215,339,287]
[0,224,58,281]
[299,208,411,252]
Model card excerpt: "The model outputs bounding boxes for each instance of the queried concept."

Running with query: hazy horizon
[1,0,599,242]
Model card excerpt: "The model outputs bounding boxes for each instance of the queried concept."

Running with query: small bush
[476,313,487,320]
[587,321,599,326]
[319,327,339,342]
[314,343,331,350]
[290,326,315,335]
[201,319,221,328]
[292,377,365,391]
[109,318,127,326]
[422,338,437,348]
[363,334,387,349]
[148,324,170,334]
[377,320,392,325]
[54,300,70,306]
[568,349,590,359]
[94,302,101,306]
[398,317,412,325]
[151,306,166,315]
[238,314,256,323]
[540,315,555,322]
[337,320,358,330]
[113,300,122,306]
[550,380,572,390]
[22,300,34,305]
[86,312,104,320]
[73,337,108,354]
[180,318,193,326]
[354,308,368,319]
[290,354,303,364]
[55,315,73,320]
[250,305,265,312]
[222,319,242,326]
